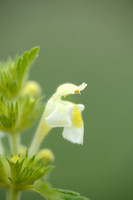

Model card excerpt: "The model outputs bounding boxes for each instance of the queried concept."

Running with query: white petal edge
[78,82,87,91]
[76,104,85,112]
[62,126,84,145]
[53,82,87,99]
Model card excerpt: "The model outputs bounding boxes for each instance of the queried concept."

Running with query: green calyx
[0,47,43,135]
[0,153,53,190]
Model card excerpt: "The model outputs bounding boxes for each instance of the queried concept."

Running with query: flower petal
[76,104,85,112]
[45,102,74,127]
[53,82,87,99]
[62,126,84,145]
[72,105,84,128]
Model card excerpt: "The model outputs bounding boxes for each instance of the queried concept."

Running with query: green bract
[6,153,52,189]
[0,47,89,200]
[0,47,39,99]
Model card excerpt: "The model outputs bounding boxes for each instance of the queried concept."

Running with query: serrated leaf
[34,180,61,200]
[33,180,89,200]
[54,189,90,200]
[16,47,39,84]
[0,47,39,99]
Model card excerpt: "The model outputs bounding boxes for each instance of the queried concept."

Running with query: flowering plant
[0,47,89,200]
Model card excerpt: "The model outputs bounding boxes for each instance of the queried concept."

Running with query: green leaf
[34,180,62,200]
[0,47,40,99]
[33,180,90,200]
[54,189,90,200]
[0,157,10,187]
[16,47,39,85]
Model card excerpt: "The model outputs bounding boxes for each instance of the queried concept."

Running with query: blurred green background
[0,0,133,200]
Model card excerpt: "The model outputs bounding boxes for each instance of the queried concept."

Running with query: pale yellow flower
[45,83,87,145]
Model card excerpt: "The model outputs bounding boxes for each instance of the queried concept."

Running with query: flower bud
[22,81,42,97]
[19,145,27,157]
[37,149,54,164]
[11,156,21,163]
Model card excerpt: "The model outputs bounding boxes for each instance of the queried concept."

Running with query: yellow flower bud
[19,145,27,157]
[37,149,54,164]
[22,81,42,97]
[11,156,21,163]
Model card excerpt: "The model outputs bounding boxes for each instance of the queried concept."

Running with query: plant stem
[0,139,4,155]
[29,110,51,156]
[7,188,21,200]
[9,133,20,155]
[7,133,21,199]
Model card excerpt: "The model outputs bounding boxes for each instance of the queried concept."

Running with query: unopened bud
[37,149,54,164]
[22,81,42,97]
[11,156,21,163]
[19,145,27,157]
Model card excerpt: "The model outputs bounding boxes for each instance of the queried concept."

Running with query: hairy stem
[7,188,21,200]
[9,133,20,155]
[0,139,4,155]
[29,110,51,156]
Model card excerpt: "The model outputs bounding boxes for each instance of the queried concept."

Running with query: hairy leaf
[0,47,39,99]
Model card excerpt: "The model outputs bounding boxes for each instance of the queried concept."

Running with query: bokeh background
[0,0,133,200]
